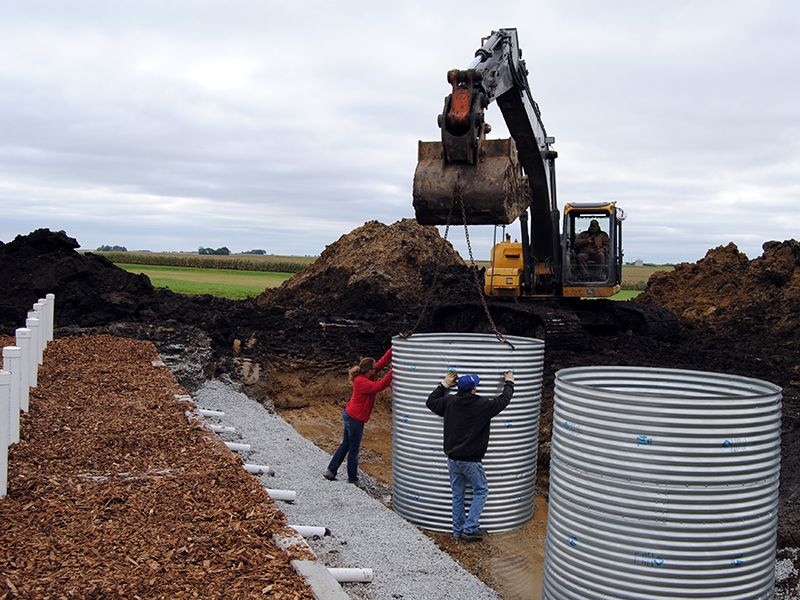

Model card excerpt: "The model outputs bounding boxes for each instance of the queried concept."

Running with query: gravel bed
[192,378,501,600]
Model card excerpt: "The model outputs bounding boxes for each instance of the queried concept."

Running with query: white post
[2,347,22,445]
[22,321,38,388]
[14,328,31,412]
[0,370,10,498]
[37,298,48,346]
[31,303,45,365]
[45,293,55,341]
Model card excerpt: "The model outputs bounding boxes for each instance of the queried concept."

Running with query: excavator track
[424,300,586,349]
[422,298,678,350]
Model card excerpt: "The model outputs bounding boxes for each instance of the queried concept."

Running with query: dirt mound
[636,240,800,341]
[259,219,476,316]
[0,229,165,329]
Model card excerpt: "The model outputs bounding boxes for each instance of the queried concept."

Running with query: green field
[118,264,292,300]
[118,261,669,301]
[608,290,642,301]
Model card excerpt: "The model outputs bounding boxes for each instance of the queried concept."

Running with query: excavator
[413,28,624,299]
[412,29,675,344]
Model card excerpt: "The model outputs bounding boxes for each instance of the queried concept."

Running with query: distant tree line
[96,245,127,252]
[198,246,231,255]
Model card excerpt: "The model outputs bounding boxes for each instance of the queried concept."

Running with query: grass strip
[117,264,291,300]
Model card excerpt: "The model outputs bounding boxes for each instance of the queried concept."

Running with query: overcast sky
[1,1,798,264]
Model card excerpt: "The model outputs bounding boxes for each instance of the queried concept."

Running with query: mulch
[0,334,315,600]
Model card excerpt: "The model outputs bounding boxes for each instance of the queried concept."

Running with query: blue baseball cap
[457,374,480,393]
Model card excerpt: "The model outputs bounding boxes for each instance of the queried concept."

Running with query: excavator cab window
[563,210,618,285]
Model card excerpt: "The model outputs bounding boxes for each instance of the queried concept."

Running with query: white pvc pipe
[198,409,225,418]
[31,304,45,365]
[266,489,297,502]
[0,370,10,497]
[209,424,235,433]
[273,530,309,553]
[243,463,273,475]
[45,294,55,341]
[14,328,31,411]
[224,441,250,453]
[288,524,328,538]
[327,568,373,583]
[2,347,22,445]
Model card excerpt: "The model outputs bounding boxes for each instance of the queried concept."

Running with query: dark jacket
[574,229,609,255]
[426,382,514,462]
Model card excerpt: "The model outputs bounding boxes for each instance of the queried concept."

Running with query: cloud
[0,0,797,265]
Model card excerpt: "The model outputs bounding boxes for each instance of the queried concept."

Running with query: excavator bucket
[412,138,529,226]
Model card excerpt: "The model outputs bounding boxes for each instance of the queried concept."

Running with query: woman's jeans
[327,409,365,483]
[447,458,488,536]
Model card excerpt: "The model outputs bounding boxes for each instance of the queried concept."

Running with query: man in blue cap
[426,369,515,540]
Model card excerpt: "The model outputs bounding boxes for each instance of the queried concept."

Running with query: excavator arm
[413,28,560,264]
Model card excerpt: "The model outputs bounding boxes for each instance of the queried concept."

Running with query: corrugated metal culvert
[391,333,545,533]
[543,366,782,600]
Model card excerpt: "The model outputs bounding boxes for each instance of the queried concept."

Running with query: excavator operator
[574,219,610,278]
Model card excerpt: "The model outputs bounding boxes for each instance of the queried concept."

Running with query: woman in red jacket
[324,348,392,485]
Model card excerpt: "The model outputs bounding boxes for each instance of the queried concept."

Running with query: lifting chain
[455,185,515,350]
[399,197,455,339]
[402,184,515,350]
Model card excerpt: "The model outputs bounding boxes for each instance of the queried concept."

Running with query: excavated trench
[2,226,800,598]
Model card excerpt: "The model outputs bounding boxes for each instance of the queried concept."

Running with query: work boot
[462,527,487,540]
[323,470,337,481]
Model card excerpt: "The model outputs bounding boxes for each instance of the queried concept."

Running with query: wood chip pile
[0,334,315,600]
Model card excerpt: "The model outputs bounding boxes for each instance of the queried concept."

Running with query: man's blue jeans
[447,458,488,536]
[327,409,365,483]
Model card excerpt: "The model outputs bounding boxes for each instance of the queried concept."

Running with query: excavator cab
[562,202,624,297]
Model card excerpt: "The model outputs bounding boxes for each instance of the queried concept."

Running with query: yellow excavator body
[484,238,523,296]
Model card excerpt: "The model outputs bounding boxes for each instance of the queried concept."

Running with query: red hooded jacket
[346,348,393,423]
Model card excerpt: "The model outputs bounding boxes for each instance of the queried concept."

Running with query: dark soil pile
[637,240,800,346]
[0,229,160,328]
[258,218,476,316]
[0,334,314,600]
[635,240,800,397]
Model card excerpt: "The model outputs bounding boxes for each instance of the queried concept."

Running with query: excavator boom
[412,28,559,263]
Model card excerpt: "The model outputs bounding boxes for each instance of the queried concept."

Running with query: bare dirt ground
[2,226,800,598]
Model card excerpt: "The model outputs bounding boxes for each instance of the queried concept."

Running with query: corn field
[99,252,307,274]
